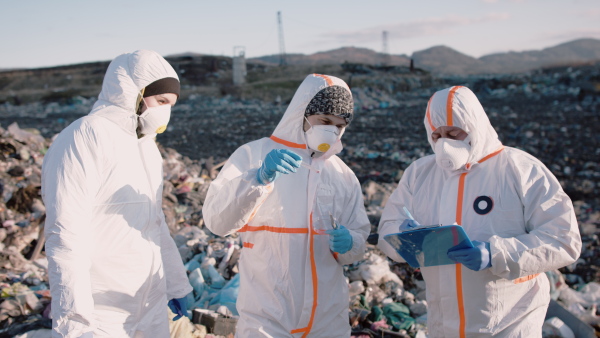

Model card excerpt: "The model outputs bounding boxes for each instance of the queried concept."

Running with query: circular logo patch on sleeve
[473,196,494,215]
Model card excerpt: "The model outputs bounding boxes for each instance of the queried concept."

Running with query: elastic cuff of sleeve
[340,230,361,258]
[167,285,193,301]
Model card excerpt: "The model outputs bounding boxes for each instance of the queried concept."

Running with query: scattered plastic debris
[0,62,599,337]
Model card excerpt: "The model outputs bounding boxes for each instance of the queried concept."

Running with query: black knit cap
[143,77,180,98]
[305,85,354,124]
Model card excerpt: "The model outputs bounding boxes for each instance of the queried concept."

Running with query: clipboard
[383,225,474,268]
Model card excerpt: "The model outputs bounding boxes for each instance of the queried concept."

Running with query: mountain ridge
[250,38,600,74]
[2,38,599,76]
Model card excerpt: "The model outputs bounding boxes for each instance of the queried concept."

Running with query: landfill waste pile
[0,61,599,337]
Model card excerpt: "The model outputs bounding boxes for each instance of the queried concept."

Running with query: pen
[403,206,414,221]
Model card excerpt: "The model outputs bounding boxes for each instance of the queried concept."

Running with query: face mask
[434,137,471,171]
[304,117,344,153]
[137,99,171,135]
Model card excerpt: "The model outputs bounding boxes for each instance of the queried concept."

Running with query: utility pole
[233,46,246,86]
[277,11,287,66]
[382,30,390,66]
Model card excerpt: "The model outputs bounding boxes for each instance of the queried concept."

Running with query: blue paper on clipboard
[383,225,474,268]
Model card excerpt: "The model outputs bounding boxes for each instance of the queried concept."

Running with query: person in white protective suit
[41,50,192,338]
[377,86,582,337]
[203,74,371,337]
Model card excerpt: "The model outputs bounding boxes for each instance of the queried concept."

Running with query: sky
[2,0,599,69]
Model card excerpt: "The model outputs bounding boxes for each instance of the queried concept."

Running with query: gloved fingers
[447,241,479,253]
[330,240,349,248]
[331,246,348,253]
[265,157,294,174]
[273,162,296,174]
[168,300,184,321]
[329,231,350,240]
[326,226,349,237]
[280,153,301,168]
[176,297,187,310]
[447,250,474,261]
[447,250,487,271]
[447,254,462,262]
[279,149,303,161]
[268,149,301,166]
[399,219,420,231]
[447,247,473,255]
[400,219,419,227]
[275,153,301,173]
[268,152,298,173]
[456,256,475,264]
[463,262,481,271]
[331,243,352,254]
[325,229,338,236]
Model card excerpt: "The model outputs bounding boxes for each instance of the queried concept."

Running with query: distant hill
[251,38,600,75]
[251,47,411,67]
[478,38,600,74]
[411,46,490,75]
[2,38,599,105]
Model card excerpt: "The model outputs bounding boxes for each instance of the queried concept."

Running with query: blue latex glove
[398,219,421,232]
[256,149,302,185]
[447,240,492,271]
[326,225,353,254]
[168,297,187,321]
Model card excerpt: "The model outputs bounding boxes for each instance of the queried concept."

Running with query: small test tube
[301,162,320,173]
[329,212,339,230]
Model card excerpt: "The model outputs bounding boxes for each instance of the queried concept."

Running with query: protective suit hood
[89,50,179,135]
[271,74,352,158]
[424,86,503,170]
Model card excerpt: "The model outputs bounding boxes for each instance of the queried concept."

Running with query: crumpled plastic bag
[382,302,415,331]
[208,274,240,316]
[559,282,600,307]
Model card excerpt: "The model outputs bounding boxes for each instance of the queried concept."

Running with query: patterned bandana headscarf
[304,85,354,124]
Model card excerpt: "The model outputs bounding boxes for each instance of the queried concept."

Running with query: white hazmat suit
[377,86,581,337]
[42,50,192,338]
[203,74,371,337]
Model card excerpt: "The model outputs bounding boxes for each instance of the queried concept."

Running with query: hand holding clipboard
[383,207,474,268]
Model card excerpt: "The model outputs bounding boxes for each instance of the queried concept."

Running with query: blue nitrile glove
[326,225,353,254]
[447,240,491,271]
[398,219,421,232]
[168,297,187,321]
[256,149,302,185]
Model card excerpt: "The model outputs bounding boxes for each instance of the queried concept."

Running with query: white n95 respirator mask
[434,137,471,171]
[305,118,344,153]
[137,103,171,135]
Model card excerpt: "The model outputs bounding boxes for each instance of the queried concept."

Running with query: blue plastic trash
[209,274,240,316]
[206,265,226,289]
[185,259,201,273]
[189,268,206,296]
